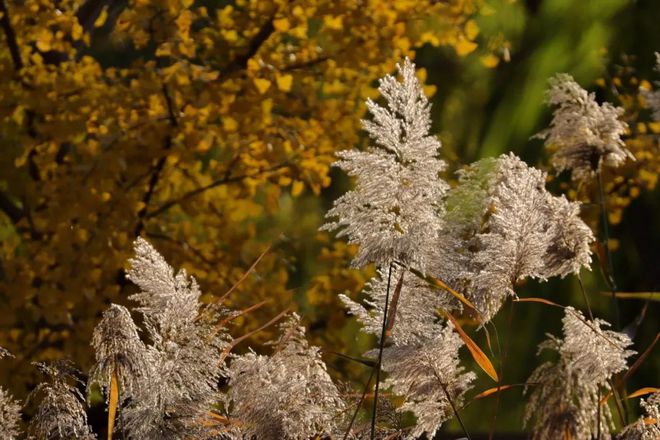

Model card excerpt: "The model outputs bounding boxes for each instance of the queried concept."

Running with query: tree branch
[0,0,23,70]
[145,162,289,219]
[0,190,23,224]
[222,14,276,77]
[133,84,177,237]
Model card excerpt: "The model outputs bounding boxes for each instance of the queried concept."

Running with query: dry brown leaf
[444,311,498,381]
[513,297,563,307]
[409,267,478,312]
[384,271,405,341]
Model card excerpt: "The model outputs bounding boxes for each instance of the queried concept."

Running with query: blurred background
[0,0,658,436]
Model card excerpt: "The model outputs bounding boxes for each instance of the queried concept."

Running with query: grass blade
[409,267,477,312]
[473,384,524,400]
[626,387,660,399]
[384,271,405,340]
[598,291,660,301]
[108,371,119,440]
[513,297,563,307]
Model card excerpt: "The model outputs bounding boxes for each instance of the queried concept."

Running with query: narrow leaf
[599,291,660,301]
[626,387,660,399]
[444,310,498,381]
[219,308,289,364]
[108,371,119,440]
[624,332,660,382]
[409,267,477,312]
[513,297,563,308]
[384,271,405,340]
[330,351,377,368]
[473,384,518,399]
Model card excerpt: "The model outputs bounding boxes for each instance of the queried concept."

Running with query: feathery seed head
[89,304,151,405]
[226,313,345,440]
[434,153,594,321]
[380,322,476,439]
[641,53,660,122]
[28,361,95,440]
[525,308,634,440]
[537,73,633,181]
[322,58,448,271]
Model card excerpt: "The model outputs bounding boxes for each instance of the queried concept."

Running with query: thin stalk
[577,273,594,321]
[438,380,472,440]
[597,170,630,425]
[371,263,393,440]
[343,367,376,440]
[607,378,628,427]
[597,388,601,440]
[488,303,511,440]
[596,170,620,330]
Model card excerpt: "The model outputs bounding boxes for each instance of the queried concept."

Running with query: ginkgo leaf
[253,78,271,94]
[444,311,498,381]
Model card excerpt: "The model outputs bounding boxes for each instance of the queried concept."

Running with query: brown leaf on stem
[444,310,499,381]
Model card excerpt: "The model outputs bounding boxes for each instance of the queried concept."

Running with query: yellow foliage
[0,0,483,394]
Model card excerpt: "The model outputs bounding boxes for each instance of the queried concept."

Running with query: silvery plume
[642,53,660,122]
[0,348,21,439]
[322,58,448,271]
[379,322,475,440]
[225,313,345,439]
[525,307,634,440]
[618,391,660,440]
[122,238,230,439]
[340,264,460,346]
[88,304,151,430]
[433,153,594,321]
[536,73,633,181]
[27,361,95,440]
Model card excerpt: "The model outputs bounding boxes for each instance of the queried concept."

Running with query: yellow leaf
[276,74,293,92]
[247,58,260,73]
[223,29,238,42]
[108,371,119,440]
[291,180,304,197]
[626,387,660,399]
[35,29,53,52]
[254,78,271,94]
[444,311,499,381]
[480,54,500,68]
[273,18,290,32]
[323,15,343,30]
[278,176,292,186]
[455,38,477,56]
[71,22,84,41]
[465,20,479,40]
[222,116,238,132]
